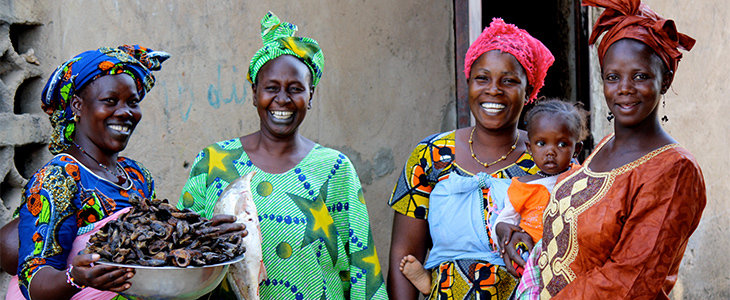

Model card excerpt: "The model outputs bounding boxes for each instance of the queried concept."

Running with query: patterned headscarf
[41,45,170,154]
[247,11,324,88]
[464,18,555,102]
[584,0,695,73]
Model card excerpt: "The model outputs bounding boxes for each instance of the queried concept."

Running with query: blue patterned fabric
[16,154,155,299]
[41,45,169,154]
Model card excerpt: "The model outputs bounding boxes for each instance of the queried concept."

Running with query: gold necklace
[468,127,519,168]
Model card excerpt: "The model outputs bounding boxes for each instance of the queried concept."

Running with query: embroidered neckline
[539,134,680,297]
[583,133,679,176]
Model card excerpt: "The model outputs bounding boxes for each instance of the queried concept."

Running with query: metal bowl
[98,255,244,300]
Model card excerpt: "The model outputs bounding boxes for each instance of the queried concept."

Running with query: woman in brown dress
[517,1,706,299]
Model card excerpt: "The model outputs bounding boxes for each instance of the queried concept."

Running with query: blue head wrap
[41,45,169,154]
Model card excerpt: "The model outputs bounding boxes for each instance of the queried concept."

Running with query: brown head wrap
[584,0,695,73]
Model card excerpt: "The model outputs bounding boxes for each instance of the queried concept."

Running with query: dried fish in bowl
[86,195,245,267]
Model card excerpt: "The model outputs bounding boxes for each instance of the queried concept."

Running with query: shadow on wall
[327,145,395,186]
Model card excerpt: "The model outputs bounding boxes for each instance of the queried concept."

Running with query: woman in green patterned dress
[177,12,387,300]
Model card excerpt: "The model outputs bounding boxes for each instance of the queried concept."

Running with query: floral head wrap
[464,18,555,102]
[41,45,170,154]
[247,11,324,88]
[584,0,695,73]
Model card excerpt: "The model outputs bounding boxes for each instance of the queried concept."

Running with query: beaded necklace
[72,142,127,184]
[468,127,519,168]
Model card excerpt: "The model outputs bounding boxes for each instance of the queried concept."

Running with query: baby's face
[526,115,581,175]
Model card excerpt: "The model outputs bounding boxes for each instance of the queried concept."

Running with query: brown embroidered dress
[539,135,706,299]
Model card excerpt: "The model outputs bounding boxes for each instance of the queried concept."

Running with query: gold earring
[73,113,79,122]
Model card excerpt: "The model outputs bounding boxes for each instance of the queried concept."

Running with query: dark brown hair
[525,98,589,142]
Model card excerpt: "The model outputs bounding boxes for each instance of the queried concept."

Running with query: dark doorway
[481,0,589,105]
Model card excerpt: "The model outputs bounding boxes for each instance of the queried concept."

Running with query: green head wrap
[247,11,324,88]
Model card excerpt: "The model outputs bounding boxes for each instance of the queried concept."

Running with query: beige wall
[649,1,730,298]
[588,1,730,299]
[0,0,455,293]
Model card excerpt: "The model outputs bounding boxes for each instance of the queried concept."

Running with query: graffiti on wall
[160,65,249,122]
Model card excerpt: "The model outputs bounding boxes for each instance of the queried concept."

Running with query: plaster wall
[0,0,455,293]
[588,1,730,298]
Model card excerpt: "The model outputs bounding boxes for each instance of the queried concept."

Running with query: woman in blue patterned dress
[1,45,170,300]
[1,45,241,300]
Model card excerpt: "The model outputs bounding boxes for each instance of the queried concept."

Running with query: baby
[400,99,588,295]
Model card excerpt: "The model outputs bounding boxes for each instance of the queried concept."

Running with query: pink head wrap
[464,18,555,101]
[583,0,695,74]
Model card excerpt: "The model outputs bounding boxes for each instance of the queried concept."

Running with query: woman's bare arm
[387,213,430,299]
[0,218,19,275]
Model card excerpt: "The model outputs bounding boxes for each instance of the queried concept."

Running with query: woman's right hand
[70,253,135,292]
[495,222,534,276]
[208,214,247,236]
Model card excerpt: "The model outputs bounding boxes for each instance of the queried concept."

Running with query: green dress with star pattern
[178,138,387,300]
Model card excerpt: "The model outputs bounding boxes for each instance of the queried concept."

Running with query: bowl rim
[96,253,245,270]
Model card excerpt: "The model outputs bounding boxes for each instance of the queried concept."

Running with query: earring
[73,113,79,123]
[607,111,614,122]
[661,96,669,123]
[307,99,312,110]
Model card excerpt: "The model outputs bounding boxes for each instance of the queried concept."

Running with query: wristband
[513,242,529,277]
[65,265,86,289]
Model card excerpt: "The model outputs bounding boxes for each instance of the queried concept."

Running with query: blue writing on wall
[208,65,247,108]
[160,64,248,122]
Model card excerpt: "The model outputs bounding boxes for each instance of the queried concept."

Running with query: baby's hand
[495,223,534,277]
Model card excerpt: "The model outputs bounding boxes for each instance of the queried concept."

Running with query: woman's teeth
[109,124,130,134]
[618,102,639,109]
[271,111,293,120]
[481,102,505,113]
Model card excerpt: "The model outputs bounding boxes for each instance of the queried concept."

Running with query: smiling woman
[387,18,554,299]
[177,12,387,299]
[0,46,171,300]
[253,54,312,143]
[70,73,142,183]
[0,46,245,300]
[514,1,705,299]
[600,39,669,128]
